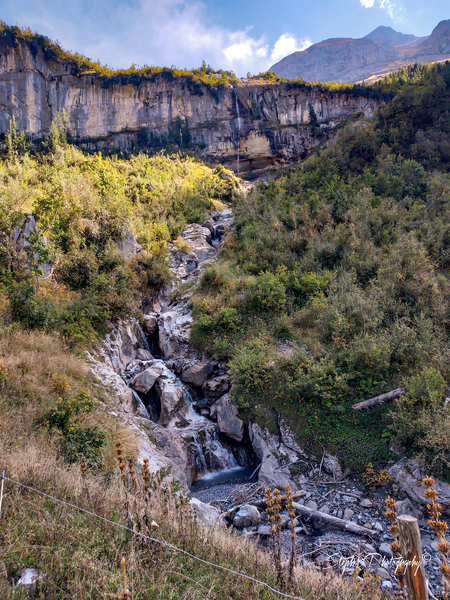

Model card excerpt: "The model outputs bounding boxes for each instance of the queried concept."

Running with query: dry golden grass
[0,324,386,599]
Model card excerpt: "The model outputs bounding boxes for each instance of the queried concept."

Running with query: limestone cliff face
[0,40,377,174]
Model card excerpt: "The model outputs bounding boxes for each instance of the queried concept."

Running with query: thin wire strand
[3,476,306,600]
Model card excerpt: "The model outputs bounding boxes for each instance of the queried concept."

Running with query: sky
[1,0,448,77]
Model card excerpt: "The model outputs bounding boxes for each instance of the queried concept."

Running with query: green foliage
[40,388,105,467]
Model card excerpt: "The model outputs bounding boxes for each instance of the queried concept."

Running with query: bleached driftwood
[293,503,378,538]
[352,388,406,411]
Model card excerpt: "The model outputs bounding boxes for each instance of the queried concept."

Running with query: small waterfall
[131,388,150,420]
[138,324,151,353]
[211,225,219,247]
[232,88,241,177]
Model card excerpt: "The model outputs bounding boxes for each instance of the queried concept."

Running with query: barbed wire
[2,475,306,600]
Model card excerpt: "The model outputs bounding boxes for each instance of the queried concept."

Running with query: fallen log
[293,502,378,538]
[352,388,406,411]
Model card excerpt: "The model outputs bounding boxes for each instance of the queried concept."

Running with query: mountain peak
[364,25,419,47]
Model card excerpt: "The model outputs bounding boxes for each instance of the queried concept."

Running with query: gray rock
[249,423,296,491]
[143,313,158,336]
[374,522,384,532]
[388,457,450,515]
[343,508,354,521]
[190,498,220,526]
[257,525,272,536]
[116,229,142,259]
[16,568,42,593]
[136,348,153,361]
[360,498,373,508]
[378,543,393,558]
[319,504,331,514]
[180,361,213,387]
[322,454,343,479]
[396,498,424,520]
[131,366,162,394]
[202,375,231,398]
[306,500,318,511]
[233,504,261,528]
[343,495,357,504]
[210,394,244,441]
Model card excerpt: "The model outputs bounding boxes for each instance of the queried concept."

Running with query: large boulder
[190,497,221,526]
[142,313,158,336]
[116,229,142,259]
[323,454,343,480]
[249,422,298,491]
[388,457,450,515]
[158,306,194,359]
[233,504,261,528]
[202,375,230,398]
[180,361,213,387]
[210,394,244,442]
[130,364,163,394]
[104,319,147,373]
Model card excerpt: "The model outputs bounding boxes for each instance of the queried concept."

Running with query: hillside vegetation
[191,61,450,474]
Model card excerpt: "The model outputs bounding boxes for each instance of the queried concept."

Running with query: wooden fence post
[397,514,429,600]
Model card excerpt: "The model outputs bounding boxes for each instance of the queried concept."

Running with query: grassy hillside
[190,63,450,474]
[0,132,384,598]
[0,121,238,348]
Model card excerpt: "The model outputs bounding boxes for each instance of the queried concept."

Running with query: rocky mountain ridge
[0,37,378,175]
[270,19,450,84]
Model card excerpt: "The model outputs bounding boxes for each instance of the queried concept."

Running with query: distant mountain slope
[364,25,420,46]
[270,19,450,84]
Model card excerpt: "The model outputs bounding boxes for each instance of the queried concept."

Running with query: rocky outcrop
[270,19,450,84]
[388,457,450,515]
[210,394,244,442]
[0,39,378,175]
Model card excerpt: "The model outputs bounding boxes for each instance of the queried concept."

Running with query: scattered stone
[180,361,213,386]
[130,365,163,393]
[360,498,373,508]
[16,568,42,593]
[343,508,354,521]
[396,498,424,520]
[379,543,393,558]
[323,454,343,479]
[306,500,318,511]
[363,523,373,530]
[374,522,384,532]
[257,525,272,536]
[136,348,153,361]
[202,375,231,397]
[233,504,261,528]
[319,504,331,514]
[431,541,439,552]
[343,495,357,504]
[116,229,142,259]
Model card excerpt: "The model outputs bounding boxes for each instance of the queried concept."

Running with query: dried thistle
[80,456,87,480]
[128,457,136,492]
[423,476,450,599]
[285,483,296,584]
[385,495,405,593]
[118,554,129,600]
[116,441,127,489]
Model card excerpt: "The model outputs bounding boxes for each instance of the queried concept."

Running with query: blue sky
[1,0,448,76]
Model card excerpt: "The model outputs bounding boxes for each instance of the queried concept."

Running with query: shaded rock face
[0,41,377,176]
[210,394,244,442]
[271,20,450,85]
[388,458,450,516]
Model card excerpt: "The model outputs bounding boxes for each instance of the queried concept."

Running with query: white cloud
[270,34,312,61]
[3,0,312,76]
[359,0,404,23]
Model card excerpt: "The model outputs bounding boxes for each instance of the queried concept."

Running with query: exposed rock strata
[0,40,377,175]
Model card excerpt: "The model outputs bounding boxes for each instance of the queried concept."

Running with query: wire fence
[0,474,307,600]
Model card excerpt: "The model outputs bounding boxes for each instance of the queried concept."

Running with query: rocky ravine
[0,38,378,175]
[87,207,450,597]
[88,206,317,495]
